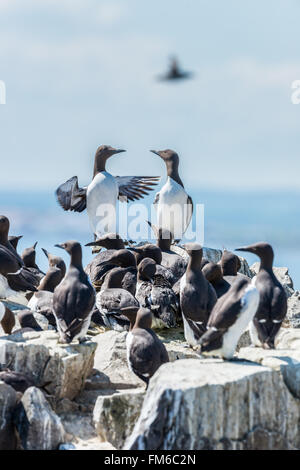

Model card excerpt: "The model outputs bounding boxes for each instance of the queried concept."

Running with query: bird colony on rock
[0,146,288,391]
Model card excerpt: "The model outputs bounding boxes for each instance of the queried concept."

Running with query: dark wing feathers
[56,176,87,213]
[116,176,160,202]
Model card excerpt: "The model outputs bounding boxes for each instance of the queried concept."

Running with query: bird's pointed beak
[235,245,254,254]
[42,248,49,258]
[112,148,126,155]
[85,241,99,247]
[33,242,38,249]
[54,244,64,250]
[150,150,161,157]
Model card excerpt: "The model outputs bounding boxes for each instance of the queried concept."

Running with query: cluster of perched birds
[0,144,288,391]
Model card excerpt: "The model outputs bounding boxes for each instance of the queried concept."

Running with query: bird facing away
[119,306,169,389]
[180,243,217,346]
[136,257,178,329]
[157,57,194,82]
[96,266,139,331]
[0,216,38,304]
[218,249,248,286]
[202,262,231,298]
[150,149,193,242]
[52,241,96,343]
[199,277,259,359]
[147,222,187,282]
[55,145,160,237]
[236,242,287,349]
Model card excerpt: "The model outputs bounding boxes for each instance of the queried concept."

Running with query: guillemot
[199,277,259,359]
[8,235,22,251]
[28,266,62,328]
[150,149,193,242]
[180,243,217,346]
[42,248,66,280]
[202,262,231,298]
[119,306,169,388]
[157,57,194,82]
[53,241,96,343]
[56,145,160,237]
[236,242,287,349]
[21,242,45,281]
[219,249,248,285]
[147,222,187,282]
[135,258,178,329]
[96,267,139,331]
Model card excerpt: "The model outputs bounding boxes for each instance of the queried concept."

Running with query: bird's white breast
[0,274,28,305]
[0,302,5,322]
[86,172,119,236]
[156,177,190,239]
[222,281,260,359]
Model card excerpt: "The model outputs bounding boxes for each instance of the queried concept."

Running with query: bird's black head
[22,242,38,268]
[94,145,126,175]
[202,262,223,283]
[55,240,82,258]
[42,248,66,277]
[150,149,179,166]
[137,257,157,281]
[235,242,274,268]
[0,216,10,237]
[85,233,124,250]
[219,249,241,276]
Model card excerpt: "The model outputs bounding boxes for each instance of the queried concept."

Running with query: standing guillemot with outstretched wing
[55,145,160,237]
[150,149,193,242]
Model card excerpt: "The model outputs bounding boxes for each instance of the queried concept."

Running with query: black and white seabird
[119,306,169,388]
[21,242,45,281]
[199,277,259,359]
[236,242,287,349]
[27,267,62,327]
[157,57,194,82]
[202,262,231,298]
[85,236,137,293]
[52,241,96,343]
[219,249,248,285]
[150,149,193,242]
[96,267,139,331]
[147,223,187,282]
[129,243,176,285]
[8,235,23,251]
[42,248,66,280]
[0,301,15,334]
[136,258,178,329]
[0,217,38,305]
[180,243,217,346]
[55,145,160,237]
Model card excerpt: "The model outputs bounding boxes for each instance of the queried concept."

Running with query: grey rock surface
[0,381,18,450]
[0,330,97,400]
[93,388,145,449]
[125,357,300,450]
[14,386,65,450]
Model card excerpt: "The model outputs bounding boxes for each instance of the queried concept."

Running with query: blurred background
[0,0,300,284]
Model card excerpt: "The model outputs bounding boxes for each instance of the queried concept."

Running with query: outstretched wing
[116,176,160,202]
[55,176,87,213]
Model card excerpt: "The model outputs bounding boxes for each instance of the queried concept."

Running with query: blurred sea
[1,188,299,289]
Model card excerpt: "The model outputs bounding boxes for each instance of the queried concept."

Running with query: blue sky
[0,0,300,190]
